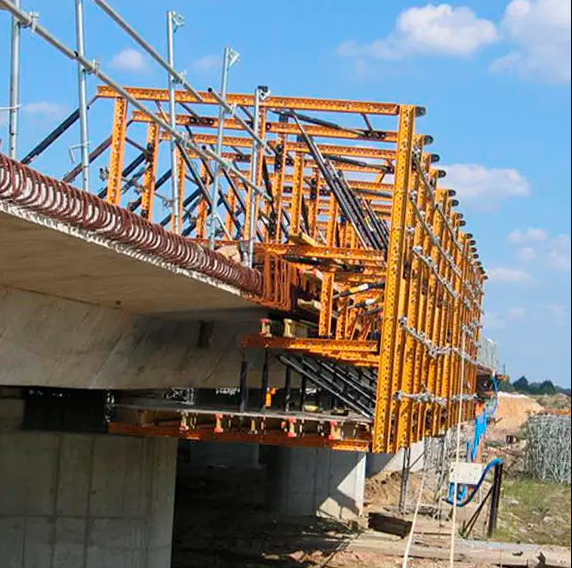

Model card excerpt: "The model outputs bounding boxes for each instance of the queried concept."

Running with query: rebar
[0,153,263,295]
[525,414,571,485]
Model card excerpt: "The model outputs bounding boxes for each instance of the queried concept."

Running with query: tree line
[499,376,572,396]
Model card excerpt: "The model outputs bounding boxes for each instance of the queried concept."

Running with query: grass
[495,479,572,547]
[532,393,572,412]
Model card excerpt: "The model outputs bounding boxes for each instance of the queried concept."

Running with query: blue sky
[0,0,570,385]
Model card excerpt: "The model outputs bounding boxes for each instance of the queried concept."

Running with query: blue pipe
[448,376,501,507]
[447,458,504,508]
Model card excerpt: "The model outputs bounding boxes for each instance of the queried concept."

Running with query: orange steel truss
[68,87,487,454]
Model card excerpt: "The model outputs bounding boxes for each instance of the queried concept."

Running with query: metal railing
[0,0,269,255]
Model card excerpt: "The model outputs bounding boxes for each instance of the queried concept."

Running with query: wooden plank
[368,513,413,538]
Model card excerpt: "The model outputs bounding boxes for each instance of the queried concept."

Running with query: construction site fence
[525,414,572,485]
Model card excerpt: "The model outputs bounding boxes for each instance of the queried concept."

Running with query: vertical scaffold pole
[248,86,262,267]
[75,0,90,192]
[209,46,239,249]
[167,11,183,233]
[450,327,467,568]
[8,0,21,159]
[399,447,412,513]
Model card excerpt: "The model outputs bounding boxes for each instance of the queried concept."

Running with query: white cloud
[110,48,148,73]
[488,267,534,284]
[443,164,531,210]
[547,235,571,270]
[509,229,571,271]
[23,102,68,121]
[193,55,221,73]
[518,247,538,261]
[484,312,507,330]
[485,307,527,331]
[538,304,572,325]
[338,4,499,62]
[507,306,527,319]
[509,228,549,244]
[492,0,571,83]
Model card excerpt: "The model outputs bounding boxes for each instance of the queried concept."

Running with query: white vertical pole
[8,0,21,159]
[75,0,90,192]
[247,86,262,267]
[209,46,237,249]
[167,11,181,233]
[450,328,466,567]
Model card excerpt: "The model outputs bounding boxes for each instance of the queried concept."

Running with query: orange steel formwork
[25,86,488,454]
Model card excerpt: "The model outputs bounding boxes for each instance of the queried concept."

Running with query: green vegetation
[496,479,572,547]
[500,376,572,398]
[532,393,572,411]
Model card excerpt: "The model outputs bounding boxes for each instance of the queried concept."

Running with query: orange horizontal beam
[281,175,394,193]
[97,86,401,115]
[108,423,372,452]
[132,110,398,144]
[260,244,388,263]
[156,129,397,161]
[242,335,378,352]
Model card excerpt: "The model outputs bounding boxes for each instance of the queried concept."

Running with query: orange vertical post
[373,105,417,454]
[106,98,129,206]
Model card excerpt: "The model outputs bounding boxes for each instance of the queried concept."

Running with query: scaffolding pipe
[90,0,203,102]
[399,447,412,514]
[74,0,90,192]
[167,11,181,233]
[450,329,467,568]
[0,0,269,207]
[8,0,21,159]
[248,87,262,267]
[209,47,236,249]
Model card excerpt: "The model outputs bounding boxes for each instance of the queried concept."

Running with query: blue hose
[447,458,504,508]
[448,375,501,507]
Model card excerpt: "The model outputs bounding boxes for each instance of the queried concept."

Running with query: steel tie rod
[0,0,271,209]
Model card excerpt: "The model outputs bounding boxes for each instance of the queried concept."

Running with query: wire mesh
[525,415,572,485]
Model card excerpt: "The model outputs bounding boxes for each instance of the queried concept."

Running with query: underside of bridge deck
[0,202,260,320]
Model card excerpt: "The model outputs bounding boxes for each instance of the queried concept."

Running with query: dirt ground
[171,394,570,568]
[291,551,488,567]
[489,393,544,440]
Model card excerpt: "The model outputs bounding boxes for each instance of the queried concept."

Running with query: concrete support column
[266,447,366,521]
[0,432,178,568]
[366,440,426,478]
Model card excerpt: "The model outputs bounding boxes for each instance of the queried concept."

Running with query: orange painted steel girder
[83,88,487,454]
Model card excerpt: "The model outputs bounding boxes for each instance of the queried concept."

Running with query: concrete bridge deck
[0,156,268,391]
[0,153,262,319]
[0,205,257,319]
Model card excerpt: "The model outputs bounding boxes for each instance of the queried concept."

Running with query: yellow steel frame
[97,85,401,114]
[84,87,488,454]
[373,106,417,454]
[141,122,160,219]
[106,98,129,206]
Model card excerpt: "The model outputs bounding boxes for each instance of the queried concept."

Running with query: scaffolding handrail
[91,0,203,103]
[0,0,270,203]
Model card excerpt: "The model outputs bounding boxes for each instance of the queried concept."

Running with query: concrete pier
[0,432,178,568]
[366,440,426,478]
[266,447,366,521]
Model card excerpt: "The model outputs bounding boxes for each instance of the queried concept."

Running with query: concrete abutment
[265,447,366,521]
[0,430,178,568]
[1,394,370,567]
